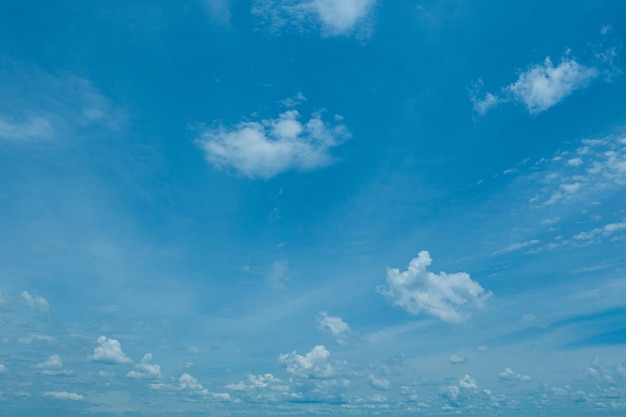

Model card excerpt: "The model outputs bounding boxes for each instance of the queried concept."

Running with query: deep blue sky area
[1,1,626,416]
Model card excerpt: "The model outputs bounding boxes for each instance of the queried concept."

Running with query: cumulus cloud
[378,251,492,323]
[449,354,467,364]
[498,368,531,382]
[90,336,131,364]
[253,0,377,37]
[369,375,391,390]
[196,105,349,179]
[317,312,351,343]
[278,345,333,378]
[21,291,49,311]
[127,353,161,379]
[178,373,209,396]
[43,391,84,400]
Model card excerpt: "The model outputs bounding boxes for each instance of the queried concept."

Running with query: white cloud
[126,353,161,379]
[368,375,390,390]
[253,0,376,37]
[21,291,49,311]
[37,354,62,368]
[317,312,351,343]
[0,363,5,373]
[90,336,132,364]
[472,92,500,116]
[459,374,478,390]
[494,239,540,255]
[43,391,84,400]
[178,373,209,396]
[498,368,531,382]
[449,354,467,364]
[278,345,333,378]
[378,251,492,323]
[507,57,598,114]
[530,134,626,208]
[197,107,349,178]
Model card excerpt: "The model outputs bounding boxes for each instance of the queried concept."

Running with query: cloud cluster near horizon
[196,99,349,178]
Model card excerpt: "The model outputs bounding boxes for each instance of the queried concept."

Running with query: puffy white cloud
[90,336,131,364]
[378,251,492,323]
[197,107,349,178]
[43,391,84,400]
[459,374,478,389]
[317,311,351,343]
[368,375,390,390]
[506,57,598,114]
[0,363,5,373]
[126,353,161,379]
[253,0,376,37]
[278,345,333,378]
[178,373,209,396]
[449,354,467,364]
[21,291,49,311]
[498,368,531,382]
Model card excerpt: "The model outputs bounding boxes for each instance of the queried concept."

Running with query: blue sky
[1,0,626,415]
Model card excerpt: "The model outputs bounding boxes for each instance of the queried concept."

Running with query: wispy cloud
[317,311,351,344]
[253,0,377,37]
[21,291,49,312]
[471,38,619,117]
[378,251,492,323]
[506,57,598,114]
[196,100,349,178]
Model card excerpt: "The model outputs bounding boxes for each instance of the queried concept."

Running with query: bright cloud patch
[90,336,132,364]
[378,251,492,323]
[498,368,532,382]
[253,0,376,37]
[21,291,49,311]
[472,53,603,116]
[507,57,598,114]
[278,345,333,378]
[127,353,161,379]
[197,106,349,179]
[317,311,351,343]
[178,373,209,396]
[43,391,84,400]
